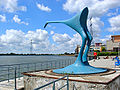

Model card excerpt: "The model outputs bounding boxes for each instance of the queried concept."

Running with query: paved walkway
[0,77,23,90]
[0,59,119,90]
[89,59,116,69]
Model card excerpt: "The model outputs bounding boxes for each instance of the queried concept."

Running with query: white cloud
[87,17,105,43]
[51,33,82,53]
[50,31,54,35]
[37,3,51,12]
[108,15,120,32]
[105,35,111,39]
[0,14,6,22]
[0,29,25,45]
[0,0,27,13]
[0,29,82,53]
[0,29,50,53]
[52,33,71,43]
[68,33,82,45]
[94,34,112,44]
[13,15,21,24]
[25,29,49,42]
[63,0,120,17]
[87,17,104,38]
[13,15,29,25]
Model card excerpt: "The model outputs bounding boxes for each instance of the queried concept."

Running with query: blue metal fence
[73,83,77,90]
[0,58,75,90]
[0,59,75,82]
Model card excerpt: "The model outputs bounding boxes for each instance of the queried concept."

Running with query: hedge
[97,52,119,56]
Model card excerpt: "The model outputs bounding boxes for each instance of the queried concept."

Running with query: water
[0,56,76,81]
[0,55,76,65]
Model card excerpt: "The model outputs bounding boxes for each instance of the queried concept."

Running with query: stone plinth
[23,69,120,90]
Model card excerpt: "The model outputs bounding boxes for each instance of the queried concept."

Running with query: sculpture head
[44,7,89,34]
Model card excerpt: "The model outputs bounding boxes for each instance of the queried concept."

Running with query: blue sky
[0,0,120,54]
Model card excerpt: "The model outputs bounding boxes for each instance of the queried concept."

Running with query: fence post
[59,61,60,68]
[62,60,63,67]
[18,64,20,80]
[27,64,29,71]
[53,82,55,90]
[7,67,9,82]
[14,67,17,90]
[41,63,43,70]
[65,60,66,66]
[73,83,74,90]
[34,63,36,71]
[55,61,56,68]
[67,75,69,90]
[51,61,52,69]
[47,62,48,69]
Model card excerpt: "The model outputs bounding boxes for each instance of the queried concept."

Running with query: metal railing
[0,59,74,82]
[0,66,17,90]
[34,75,69,90]
[73,83,77,90]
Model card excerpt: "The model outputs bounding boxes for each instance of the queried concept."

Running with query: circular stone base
[46,69,115,77]
[53,63,108,75]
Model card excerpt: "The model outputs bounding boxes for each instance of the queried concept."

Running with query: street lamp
[118,42,120,58]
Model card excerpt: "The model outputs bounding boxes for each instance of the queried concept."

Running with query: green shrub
[97,52,118,56]
[109,52,118,56]
[94,50,100,52]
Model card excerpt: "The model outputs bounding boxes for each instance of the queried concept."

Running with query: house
[90,43,106,52]
[106,35,120,52]
[75,42,106,55]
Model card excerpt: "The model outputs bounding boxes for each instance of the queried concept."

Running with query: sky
[0,0,120,54]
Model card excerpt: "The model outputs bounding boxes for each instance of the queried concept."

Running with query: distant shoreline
[0,53,75,56]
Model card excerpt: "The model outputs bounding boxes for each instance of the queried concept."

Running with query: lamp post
[118,42,120,58]
[90,17,94,60]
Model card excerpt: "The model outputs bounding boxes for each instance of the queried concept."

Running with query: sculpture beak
[44,21,65,28]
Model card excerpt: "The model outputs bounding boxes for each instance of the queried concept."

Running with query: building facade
[89,43,106,52]
[75,43,106,54]
[106,35,120,52]
[75,45,81,54]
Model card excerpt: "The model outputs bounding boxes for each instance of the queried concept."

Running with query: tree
[64,52,69,55]
[101,46,106,52]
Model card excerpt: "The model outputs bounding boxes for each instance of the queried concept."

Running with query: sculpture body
[44,7,107,74]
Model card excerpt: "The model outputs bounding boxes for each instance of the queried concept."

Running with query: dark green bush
[109,52,118,55]
[94,50,100,52]
[97,52,118,56]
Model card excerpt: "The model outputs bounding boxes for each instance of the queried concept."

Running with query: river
[0,55,76,65]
